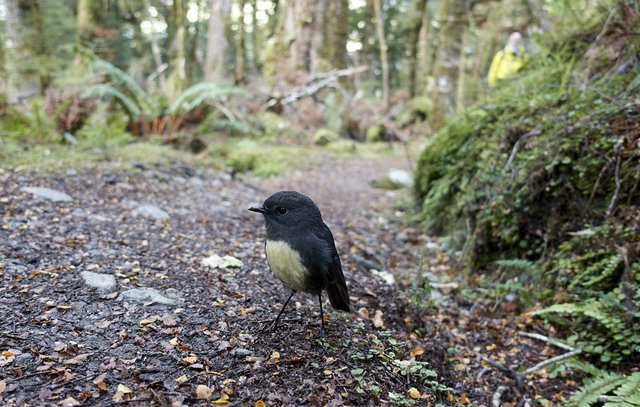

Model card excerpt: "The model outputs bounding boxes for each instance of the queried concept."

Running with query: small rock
[370,269,395,285]
[21,187,72,202]
[81,271,117,293]
[133,204,170,221]
[231,348,253,357]
[387,168,413,188]
[118,287,182,305]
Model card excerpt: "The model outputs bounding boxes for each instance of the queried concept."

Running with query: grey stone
[133,204,169,221]
[81,271,117,293]
[388,168,413,188]
[231,348,253,357]
[118,287,182,305]
[21,187,72,202]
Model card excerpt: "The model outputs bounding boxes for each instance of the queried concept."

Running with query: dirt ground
[0,156,578,406]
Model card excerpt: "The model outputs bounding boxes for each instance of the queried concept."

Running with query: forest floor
[0,155,579,406]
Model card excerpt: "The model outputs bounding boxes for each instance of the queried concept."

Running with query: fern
[603,372,640,406]
[167,82,247,115]
[566,372,626,406]
[81,85,141,120]
[494,259,539,274]
[92,59,158,116]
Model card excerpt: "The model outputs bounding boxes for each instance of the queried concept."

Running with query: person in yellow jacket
[488,32,527,87]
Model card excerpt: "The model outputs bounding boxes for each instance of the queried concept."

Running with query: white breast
[265,240,309,292]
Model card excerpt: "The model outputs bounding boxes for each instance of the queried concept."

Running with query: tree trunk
[430,0,467,127]
[323,0,348,70]
[173,0,187,92]
[204,0,231,82]
[372,0,389,110]
[455,22,469,113]
[235,0,247,83]
[74,0,91,71]
[408,0,428,98]
[144,0,167,91]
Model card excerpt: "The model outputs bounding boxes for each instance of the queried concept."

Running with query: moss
[415,58,640,268]
[313,128,339,146]
[398,96,433,127]
[366,124,386,143]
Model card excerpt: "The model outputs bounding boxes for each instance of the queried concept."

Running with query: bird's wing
[316,223,350,312]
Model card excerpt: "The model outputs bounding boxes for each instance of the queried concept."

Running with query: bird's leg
[318,293,326,337]
[263,290,295,333]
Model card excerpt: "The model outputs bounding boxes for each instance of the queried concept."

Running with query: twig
[505,127,542,169]
[523,349,582,375]
[606,138,624,217]
[480,354,525,390]
[492,385,508,407]
[517,331,577,352]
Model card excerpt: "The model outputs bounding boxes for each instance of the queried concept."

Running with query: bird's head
[249,191,322,230]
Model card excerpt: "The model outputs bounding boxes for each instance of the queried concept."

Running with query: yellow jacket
[487,47,526,87]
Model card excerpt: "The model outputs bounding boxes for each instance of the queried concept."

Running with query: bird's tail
[327,279,350,312]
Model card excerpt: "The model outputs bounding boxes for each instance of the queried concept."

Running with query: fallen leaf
[58,396,81,406]
[460,393,470,404]
[410,346,425,357]
[408,387,421,399]
[372,309,385,328]
[64,353,90,365]
[112,384,132,402]
[169,337,180,346]
[213,391,230,404]
[196,384,213,399]
[201,254,243,269]
[255,401,265,407]
[357,307,369,319]
[175,374,188,383]
[0,380,6,393]
[270,352,280,359]
[486,344,497,351]
[162,314,177,327]
[95,320,115,329]
[182,356,198,365]
[140,319,154,325]
[1,351,14,357]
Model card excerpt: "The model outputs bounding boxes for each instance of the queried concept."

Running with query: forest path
[0,155,570,405]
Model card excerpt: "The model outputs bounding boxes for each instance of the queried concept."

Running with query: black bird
[249,191,350,334]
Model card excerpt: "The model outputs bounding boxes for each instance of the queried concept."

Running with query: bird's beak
[248,205,266,213]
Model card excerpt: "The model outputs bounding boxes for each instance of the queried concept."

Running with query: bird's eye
[277,207,287,215]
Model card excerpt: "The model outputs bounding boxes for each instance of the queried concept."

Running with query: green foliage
[167,82,248,115]
[313,128,339,146]
[0,99,59,144]
[565,371,640,407]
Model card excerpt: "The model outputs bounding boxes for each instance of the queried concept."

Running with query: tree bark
[173,0,187,91]
[144,0,167,91]
[372,0,389,110]
[408,0,428,97]
[430,0,467,126]
[235,0,247,83]
[204,0,231,82]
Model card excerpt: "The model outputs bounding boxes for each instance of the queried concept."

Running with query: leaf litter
[0,158,581,405]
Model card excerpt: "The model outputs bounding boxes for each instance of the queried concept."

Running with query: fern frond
[495,259,540,274]
[81,85,141,119]
[604,372,640,407]
[92,60,158,116]
[168,82,247,115]
[566,372,626,407]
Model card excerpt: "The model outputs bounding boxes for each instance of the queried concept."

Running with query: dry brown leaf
[213,391,230,404]
[0,380,6,394]
[95,320,115,329]
[1,351,14,357]
[162,314,177,327]
[270,352,280,359]
[169,337,179,346]
[175,374,188,383]
[255,401,265,407]
[57,305,72,311]
[64,353,90,365]
[58,396,81,406]
[182,355,198,365]
[410,346,425,357]
[408,387,421,399]
[117,384,132,394]
[195,384,213,399]
[372,309,385,328]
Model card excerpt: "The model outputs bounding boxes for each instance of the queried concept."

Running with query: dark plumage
[249,191,350,334]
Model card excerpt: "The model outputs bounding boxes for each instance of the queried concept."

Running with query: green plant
[81,56,246,141]
[566,371,640,406]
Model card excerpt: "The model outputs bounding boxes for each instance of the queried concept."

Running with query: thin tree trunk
[408,0,428,97]
[251,0,260,72]
[144,0,167,91]
[173,0,187,90]
[204,0,231,82]
[235,0,247,83]
[372,0,389,110]
[74,0,91,71]
[455,23,469,113]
